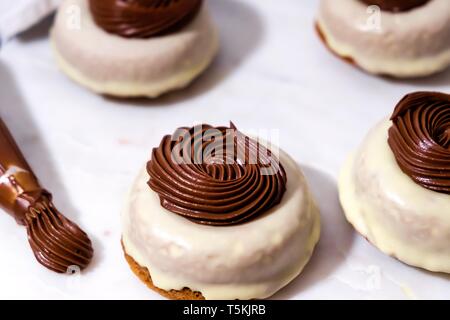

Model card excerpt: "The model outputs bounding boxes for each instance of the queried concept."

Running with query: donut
[316,0,450,78]
[51,0,219,98]
[339,92,450,273]
[122,123,321,299]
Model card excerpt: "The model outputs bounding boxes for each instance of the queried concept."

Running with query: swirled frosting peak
[147,123,287,226]
[89,0,203,38]
[388,92,450,194]
[359,0,430,12]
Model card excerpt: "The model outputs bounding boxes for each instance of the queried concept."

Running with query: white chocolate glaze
[51,0,218,97]
[122,150,321,300]
[339,119,450,273]
[317,0,450,77]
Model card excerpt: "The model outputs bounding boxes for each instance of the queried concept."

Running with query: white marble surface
[0,0,449,299]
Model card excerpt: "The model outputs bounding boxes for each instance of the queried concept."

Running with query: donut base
[51,38,217,99]
[316,22,410,79]
[122,241,205,300]
[315,19,450,79]
[315,22,356,67]
[315,21,396,79]
[339,154,449,273]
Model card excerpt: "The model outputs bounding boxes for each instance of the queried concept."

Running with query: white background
[0,0,449,299]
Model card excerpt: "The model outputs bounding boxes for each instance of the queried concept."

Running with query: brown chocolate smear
[0,118,93,273]
[388,92,450,194]
[359,0,430,12]
[147,123,287,226]
[89,0,203,38]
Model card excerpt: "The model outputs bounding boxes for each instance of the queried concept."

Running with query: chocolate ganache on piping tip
[0,118,93,273]
[359,0,430,12]
[147,123,287,226]
[388,92,450,194]
[89,0,203,38]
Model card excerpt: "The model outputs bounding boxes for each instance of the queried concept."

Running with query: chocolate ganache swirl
[147,123,287,226]
[359,0,430,12]
[388,92,450,194]
[89,0,203,38]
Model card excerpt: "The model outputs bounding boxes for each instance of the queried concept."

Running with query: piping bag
[0,118,93,273]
